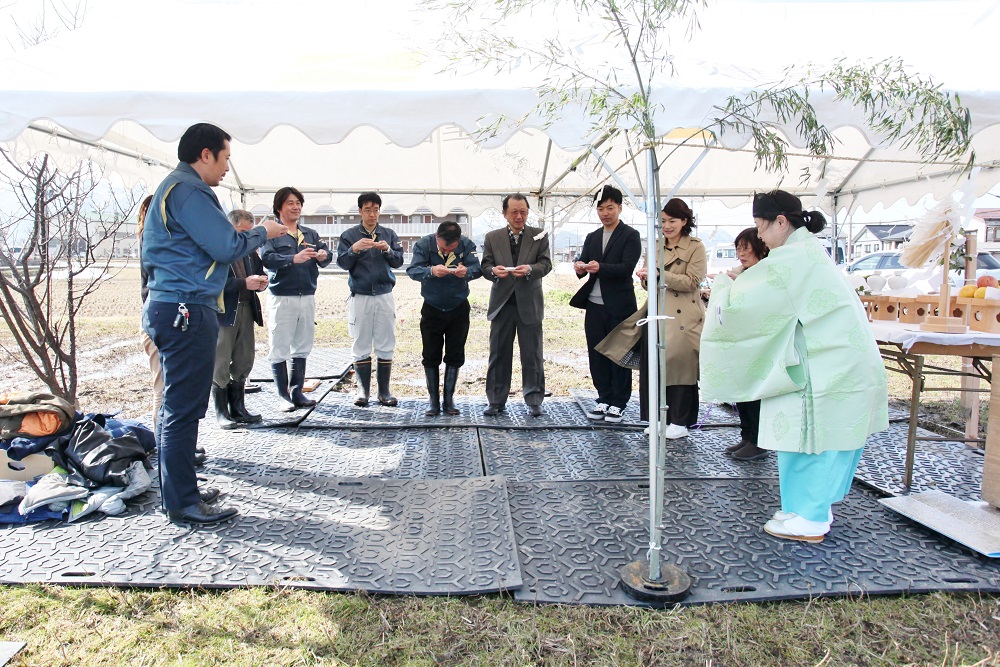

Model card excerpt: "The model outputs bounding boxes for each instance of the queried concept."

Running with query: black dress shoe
[167,502,238,525]
[195,446,206,455]
[482,404,505,416]
[194,452,207,467]
[199,487,220,504]
[528,404,543,418]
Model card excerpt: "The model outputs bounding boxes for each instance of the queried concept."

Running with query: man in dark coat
[212,209,270,429]
[570,185,642,422]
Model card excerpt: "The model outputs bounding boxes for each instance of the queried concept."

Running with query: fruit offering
[977,275,999,288]
[958,284,978,298]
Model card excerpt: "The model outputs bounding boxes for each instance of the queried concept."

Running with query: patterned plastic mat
[509,479,1000,606]
[481,426,776,482]
[855,422,984,501]
[196,425,484,480]
[303,396,619,429]
[568,388,739,427]
[238,380,336,428]
[248,348,354,382]
[0,475,520,594]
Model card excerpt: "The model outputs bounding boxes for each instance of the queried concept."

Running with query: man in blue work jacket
[142,123,286,525]
[406,221,482,416]
[336,192,404,407]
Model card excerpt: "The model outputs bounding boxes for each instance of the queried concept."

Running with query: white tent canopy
[2,0,999,218]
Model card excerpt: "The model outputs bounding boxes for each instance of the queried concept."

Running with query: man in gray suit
[480,193,553,417]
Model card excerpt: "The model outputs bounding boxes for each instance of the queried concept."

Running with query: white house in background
[851,223,914,259]
[973,208,1000,255]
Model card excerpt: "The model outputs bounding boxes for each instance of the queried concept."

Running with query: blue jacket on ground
[142,162,267,309]
[261,225,332,296]
[406,234,482,311]
[336,223,404,295]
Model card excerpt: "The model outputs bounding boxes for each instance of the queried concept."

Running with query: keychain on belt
[173,303,189,331]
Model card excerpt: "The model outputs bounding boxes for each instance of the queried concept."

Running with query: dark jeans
[143,301,218,511]
[584,302,633,409]
[736,400,761,444]
[420,300,471,367]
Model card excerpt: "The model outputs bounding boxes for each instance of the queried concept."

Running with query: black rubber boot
[424,366,441,416]
[228,380,262,424]
[271,362,296,412]
[212,384,237,429]
[353,358,372,407]
[376,358,398,406]
[290,358,316,408]
[442,365,460,416]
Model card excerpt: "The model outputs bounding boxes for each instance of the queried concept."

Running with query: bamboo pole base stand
[920,315,968,333]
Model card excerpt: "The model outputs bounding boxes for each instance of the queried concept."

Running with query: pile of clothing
[0,391,155,524]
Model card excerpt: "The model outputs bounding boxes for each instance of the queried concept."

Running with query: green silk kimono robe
[700,227,888,454]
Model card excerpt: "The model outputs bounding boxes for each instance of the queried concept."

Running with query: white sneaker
[763,515,830,543]
[772,509,834,523]
[586,402,608,420]
[663,424,689,439]
[603,406,624,423]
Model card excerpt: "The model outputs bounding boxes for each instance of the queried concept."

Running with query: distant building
[973,208,1000,255]
[253,205,471,259]
[851,223,913,258]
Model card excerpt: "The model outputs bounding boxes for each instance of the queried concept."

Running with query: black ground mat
[568,389,739,427]
[302,396,615,429]
[248,348,354,382]
[238,379,336,428]
[481,426,776,482]
[508,479,1000,607]
[855,422,984,500]
[0,476,521,594]
[196,426,484,480]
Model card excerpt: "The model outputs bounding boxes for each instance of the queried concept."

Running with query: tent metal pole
[539,139,553,203]
[588,146,643,211]
[664,143,714,199]
[539,131,616,197]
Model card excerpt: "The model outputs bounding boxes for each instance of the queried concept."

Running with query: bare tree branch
[0,147,138,404]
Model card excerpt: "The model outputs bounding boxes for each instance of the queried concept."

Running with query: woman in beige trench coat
[599,198,706,438]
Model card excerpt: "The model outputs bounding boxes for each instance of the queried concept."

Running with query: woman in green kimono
[701,190,888,543]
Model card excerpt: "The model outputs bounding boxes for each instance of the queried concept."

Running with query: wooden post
[961,235,980,442]
[982,355,1000,507]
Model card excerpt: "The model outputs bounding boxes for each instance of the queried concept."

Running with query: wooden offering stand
[920,237,967,334]
[958,298,1000,334]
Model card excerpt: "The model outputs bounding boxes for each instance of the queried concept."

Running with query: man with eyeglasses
[336,192,404,407]
[480,193,553,418]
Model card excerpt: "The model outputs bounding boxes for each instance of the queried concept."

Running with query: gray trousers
[214,303,256,386]
[267,293,316,363]
[348,292,396,360]
[485,300,545,407]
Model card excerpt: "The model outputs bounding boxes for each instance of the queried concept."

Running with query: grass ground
[0,266,997,666]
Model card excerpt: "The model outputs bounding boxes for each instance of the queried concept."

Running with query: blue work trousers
[143,301,219,510]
